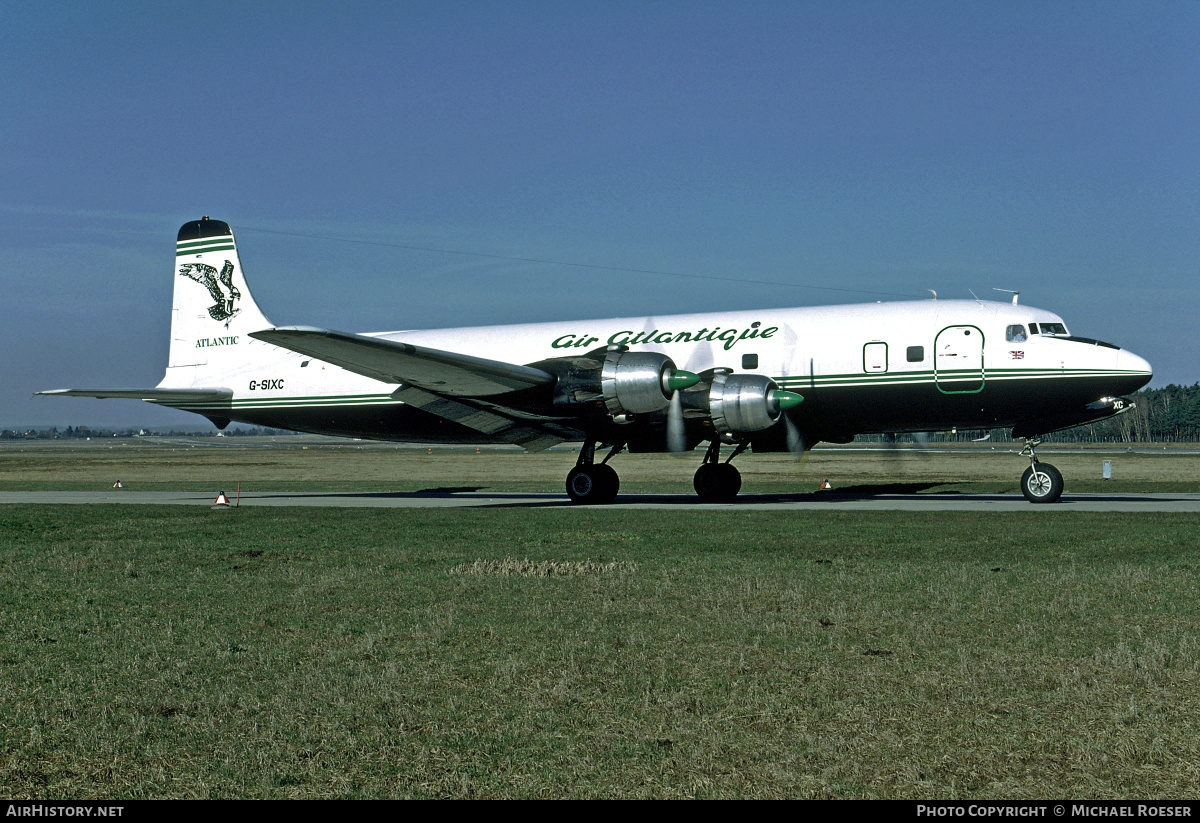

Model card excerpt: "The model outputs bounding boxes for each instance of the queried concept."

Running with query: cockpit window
[1006,324,1027,342]
[1038,322,1067,336]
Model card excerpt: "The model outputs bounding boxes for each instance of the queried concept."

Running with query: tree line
[1075,383,1200,443]
[860,383,1200,444]
[1,426,299,440]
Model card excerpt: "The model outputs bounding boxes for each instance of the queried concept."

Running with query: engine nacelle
[600,349,680,415]
[707,372,791,436]
[540,345,700,419]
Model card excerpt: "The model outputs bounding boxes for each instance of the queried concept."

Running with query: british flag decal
[1010,350,1025,359]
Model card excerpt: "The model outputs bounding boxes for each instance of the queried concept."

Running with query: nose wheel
[1019,439,1063,504]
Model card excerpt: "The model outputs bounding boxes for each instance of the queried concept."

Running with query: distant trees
[919,383,1200,444]
[1084,383,1200,443]
[0,425,299,440]
[849,384,1200,445]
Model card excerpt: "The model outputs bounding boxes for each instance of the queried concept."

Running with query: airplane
[40,217,1153,504]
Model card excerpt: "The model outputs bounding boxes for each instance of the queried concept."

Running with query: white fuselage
[187,298,1150,443]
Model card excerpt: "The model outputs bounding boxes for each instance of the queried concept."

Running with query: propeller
[666,389,688,455]
[784,414,805,459]
[662,366,702,456]
[664,341,714,456]
[881,430,932,464]
[779,401,815,466]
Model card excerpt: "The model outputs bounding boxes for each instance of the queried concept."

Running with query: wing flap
[394,387,565,451]
[250,327,555,396]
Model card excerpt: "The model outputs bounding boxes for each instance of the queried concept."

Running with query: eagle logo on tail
[178,261,241,323]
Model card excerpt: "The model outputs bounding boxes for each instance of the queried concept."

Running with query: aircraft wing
[251,327,570,450]
[249,327,556,396]
[37,388,234,403]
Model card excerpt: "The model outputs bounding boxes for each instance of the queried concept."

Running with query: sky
[3,0,1197,429]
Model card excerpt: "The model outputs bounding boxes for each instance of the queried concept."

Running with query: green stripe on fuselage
[775,367,1145,390]
[164,367,1142,413]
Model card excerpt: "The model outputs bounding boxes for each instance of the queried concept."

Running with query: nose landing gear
[1019,438,1064,504]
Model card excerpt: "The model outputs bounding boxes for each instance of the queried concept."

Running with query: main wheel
[1021,462,1063,504]
[566,464,619,504]
[694,463,742,502]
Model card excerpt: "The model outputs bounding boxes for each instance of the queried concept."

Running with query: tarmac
[3,490,1199,511]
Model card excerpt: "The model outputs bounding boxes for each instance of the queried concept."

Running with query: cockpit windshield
[1031,322,1067,336]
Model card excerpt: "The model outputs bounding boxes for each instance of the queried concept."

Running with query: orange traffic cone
[212,491,231,508]
[113,480,123,489]
[818,477,833,490]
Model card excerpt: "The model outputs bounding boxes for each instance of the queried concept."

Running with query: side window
[1029,323,1040,334]
[741,353,758,370]
[1006,324,1027,342]
[906,345,924,363]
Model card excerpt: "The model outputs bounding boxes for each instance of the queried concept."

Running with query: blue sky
[3,1,1197,428]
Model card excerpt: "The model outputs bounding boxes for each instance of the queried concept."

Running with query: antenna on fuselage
[994,288,1020,305]
[968,289,982,304]
[923,289,937,300]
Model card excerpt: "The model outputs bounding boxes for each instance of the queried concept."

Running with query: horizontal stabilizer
[250,327,556,397]
[37,388,233,403]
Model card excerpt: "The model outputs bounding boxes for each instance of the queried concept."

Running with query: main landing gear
[565,440,622,504]
[565,438,748,504]
[1019,438,1064,504]
[692,439,744,502]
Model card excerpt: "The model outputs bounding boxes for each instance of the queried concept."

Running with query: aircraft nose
[1116,348,1153,392]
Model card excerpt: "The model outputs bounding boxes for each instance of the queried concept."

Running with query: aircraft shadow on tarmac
[248,483,1196,509]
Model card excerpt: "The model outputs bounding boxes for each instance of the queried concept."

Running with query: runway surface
[3,490,1199,511]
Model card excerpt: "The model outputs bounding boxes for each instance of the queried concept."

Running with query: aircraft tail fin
[166,218,272,381]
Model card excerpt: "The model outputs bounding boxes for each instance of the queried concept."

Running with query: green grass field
[2,502,1198,798]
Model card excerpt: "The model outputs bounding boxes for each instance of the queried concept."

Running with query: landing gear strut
[565,440,622,504]
[693,440,744,502]
[565,437,748,504]
[1019,438,1063,504]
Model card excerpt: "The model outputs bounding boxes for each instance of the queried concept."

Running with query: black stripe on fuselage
[788,372,1149,437]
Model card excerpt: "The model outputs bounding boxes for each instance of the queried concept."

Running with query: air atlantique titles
[552,321,777,352]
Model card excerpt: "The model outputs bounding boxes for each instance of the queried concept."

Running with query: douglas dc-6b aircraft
[42,218,1153,504]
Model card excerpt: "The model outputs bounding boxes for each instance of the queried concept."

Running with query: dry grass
[449,558,638,577]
